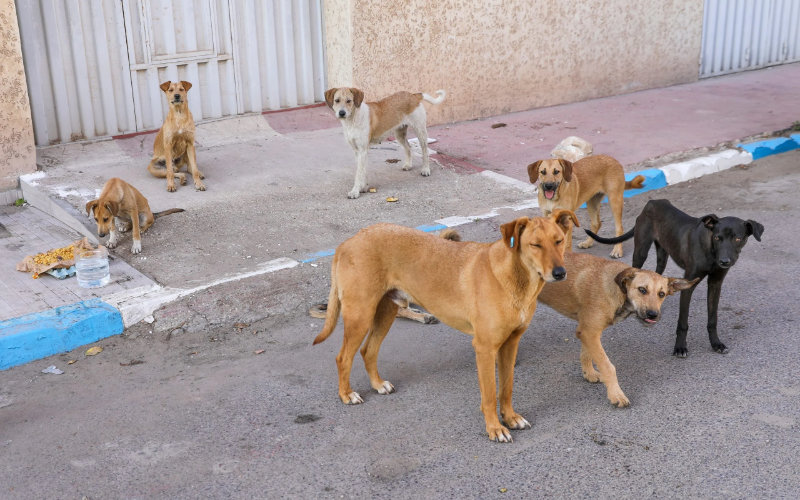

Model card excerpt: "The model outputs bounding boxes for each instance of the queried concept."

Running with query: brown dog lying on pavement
[537,250,697,406]
[147,80,205,192]
[528,155,644,258]
[86,177,184,254]
[313,210,578,443]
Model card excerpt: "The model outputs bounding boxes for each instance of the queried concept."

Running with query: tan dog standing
[147,80,205,192]
[528,155,644,258]
[86,177,184,254]
[324,87,446,199]
[313,210,577,443]
[537,251,697,406]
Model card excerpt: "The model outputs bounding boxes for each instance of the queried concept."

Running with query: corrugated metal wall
[17,0,326,146]
[701,0,800,78]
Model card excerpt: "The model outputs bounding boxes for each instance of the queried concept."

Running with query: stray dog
[527,155,645,258]
[147,80,205,192]
[313,210,578,442]
[584,199,764,356]
[324,87,446,199]
[86,177,184,254]
[537,251,697,406]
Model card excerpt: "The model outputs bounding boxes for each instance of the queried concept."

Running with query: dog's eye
[553,170,560,175]
[658,291,666,298]
[531,243,541,248]
[540,170,545,176]
[638,287,647,294]
[103,218,109,222]
[555,239,563,245]
[334,98,340,103]
[346,99,352,103]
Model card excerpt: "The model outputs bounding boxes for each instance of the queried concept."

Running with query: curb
[3,136,797,370]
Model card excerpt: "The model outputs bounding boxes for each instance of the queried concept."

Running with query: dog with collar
[147,80,205,192]
[324,87,446,199]
[86,177,184,254]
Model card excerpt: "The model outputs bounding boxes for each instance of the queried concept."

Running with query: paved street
[1,151,798,498]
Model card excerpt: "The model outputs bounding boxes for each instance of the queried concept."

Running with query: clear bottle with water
[75,246,111,288]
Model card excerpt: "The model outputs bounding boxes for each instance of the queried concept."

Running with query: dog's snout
[552,266,566,281]
[719,258,732,267]
[338,109,346,118]
[98,231,107,238]
[173,94,181,100]
[646,310,658,320]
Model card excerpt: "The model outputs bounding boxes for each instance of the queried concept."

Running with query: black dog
[585,199,764,357]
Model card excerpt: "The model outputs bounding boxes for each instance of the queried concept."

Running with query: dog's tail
[153,208,185,219]
[625,175,646,190]
[584,227,635,244]
[312,262,341,345]
[439,228,461,241]
[422,90,446,105]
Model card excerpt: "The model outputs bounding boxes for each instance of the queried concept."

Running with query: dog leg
[578,326,629,407]
[578,193,603,249]
[130,209,142,254]
[397,306,439,324]
[632,231,653,269]
[706,269,730,354]
[674,281,699,357]
[608,193,625,258]
[497,329,531,432]
[654,243,669,274]
[348,149,369,199]
[186,144,206,191]
[395,125,413,171]
[164,149,177,192]
[360,296,399,395]
[335,305,374,404]
[106,227,120,249]
[579,338,601,383]
[413,124,431,177]
[473,337,512,443]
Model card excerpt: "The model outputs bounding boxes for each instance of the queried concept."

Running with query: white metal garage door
[17,0,326,146]
[701,0,800,78]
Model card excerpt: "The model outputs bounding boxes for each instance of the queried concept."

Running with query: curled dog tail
[625,175,645,190]
[422,90,446,105]
[312,263,341,345]
[153,208,185,219]
[439,228,461,241]
[585,227,635,244]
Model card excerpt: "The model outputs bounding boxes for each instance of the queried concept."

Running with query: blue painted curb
[0,298,124,370]
[738,137,799,160]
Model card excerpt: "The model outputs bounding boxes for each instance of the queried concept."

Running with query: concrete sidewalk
[2,63,799,369]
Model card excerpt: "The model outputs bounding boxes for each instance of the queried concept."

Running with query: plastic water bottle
[75,247,111,288]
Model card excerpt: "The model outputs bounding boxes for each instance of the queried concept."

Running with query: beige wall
[324,0,703,125]
[0,0,35,191]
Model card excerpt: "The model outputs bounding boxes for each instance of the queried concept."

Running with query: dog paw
[375,380,395,395]
[487,425,513,443]
[672,347,689,358]
[608,388,630,408]
[131,240,142,254]
[423,314,439,324]
[401,163,412,171]
[106,239,118,249]
[502,413,531,430]
[609,247,624,259]
[340,391,363,405]
[577,239,594,249]
[420,168,431,177]
[347,190,361,199]
[712,342,729,354]
[167,183,177,192]
[582,369,601,383]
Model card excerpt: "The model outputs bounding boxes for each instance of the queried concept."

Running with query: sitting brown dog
[86,178,184,254]
[147,80,205,192]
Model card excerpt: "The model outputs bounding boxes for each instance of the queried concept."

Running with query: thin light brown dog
[537,250,698,406]
[147,80,205,192]
[324,87,445,198]
[313,210,578,443]
[528,155,644,258]
[86,177,184,254]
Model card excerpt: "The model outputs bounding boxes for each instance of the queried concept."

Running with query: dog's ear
[500,217,528,250]
[159,81,171,93]
[614,268,637,294]
[104,201,119,216]
[701,214,719,229]
[181,81,192,92]
[351,88,364,108]
[85,199,99,217]
[667,277,699,295]
[526,160,543,184]
[745,220,764,242]
[558,158,574,182]
[324,88,337,108]
[551,209,579,234]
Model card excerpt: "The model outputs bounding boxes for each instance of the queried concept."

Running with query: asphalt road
[2,151,798,499]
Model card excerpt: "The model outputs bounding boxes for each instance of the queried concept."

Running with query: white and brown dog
[324,87,446,198]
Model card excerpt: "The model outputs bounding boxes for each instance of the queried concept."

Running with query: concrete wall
[0,0,35,191]
[323,0,704,125]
